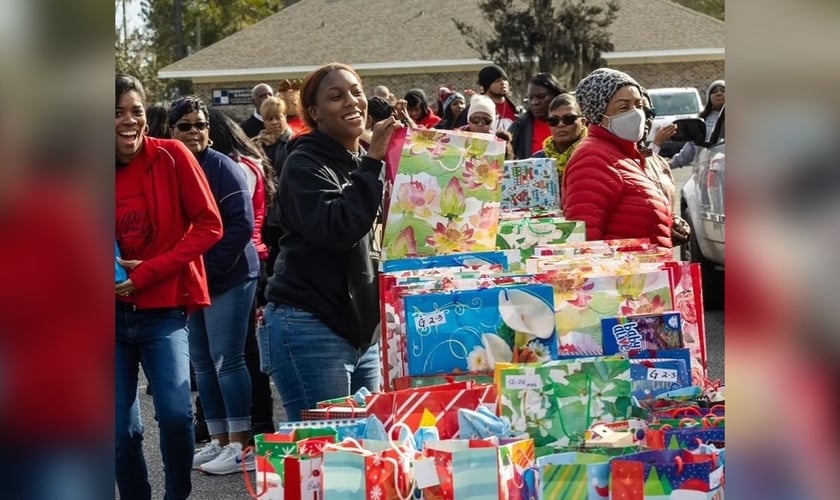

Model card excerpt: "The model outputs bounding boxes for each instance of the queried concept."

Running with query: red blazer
[116,136,223,311]
[562,125,673,248]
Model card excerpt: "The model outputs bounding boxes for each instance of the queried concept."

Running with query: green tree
[454,0,619,91]
[140,0,286,94]
[673,0,725,21]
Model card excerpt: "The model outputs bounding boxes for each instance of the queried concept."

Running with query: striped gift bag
[522,452,611,500]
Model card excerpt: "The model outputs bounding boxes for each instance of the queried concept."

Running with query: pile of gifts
[243,127,724,498]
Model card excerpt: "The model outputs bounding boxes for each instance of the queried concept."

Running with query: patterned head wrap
[575,68,642,124]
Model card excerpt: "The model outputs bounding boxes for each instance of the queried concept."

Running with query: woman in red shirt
[115,75,222,499]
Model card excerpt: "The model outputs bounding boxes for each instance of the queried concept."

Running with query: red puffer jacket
[562,125,673,248]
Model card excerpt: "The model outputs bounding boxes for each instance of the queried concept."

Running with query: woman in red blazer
[562,68,674,248]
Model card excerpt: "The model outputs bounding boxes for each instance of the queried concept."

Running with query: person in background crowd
[462,94,496,135]
[509,72,566,159]
[640,92,690,246]
[533,93,588,187]
[562,68,674,248]
[260,63,402,421]
[206,108,277,440]
[435,91,466,130]
[145,102,169,138]
[168,96,260,475]
[277,78,307,137]
[434,86,452,116]
[403,88,441,128]
[361,95,395,150]
[670,79,725,168]
[240,83,273,138]
[464,64,521,131]
[115,75,222,500]
[496,130,515,160]
[372,84,396,106]
[252,96,293,169]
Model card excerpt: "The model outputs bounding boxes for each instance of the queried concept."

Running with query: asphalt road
[125,166,724,499]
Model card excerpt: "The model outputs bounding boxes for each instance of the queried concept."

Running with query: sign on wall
[212,88,252,106]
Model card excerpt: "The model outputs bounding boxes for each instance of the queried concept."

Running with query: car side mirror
[671,117,706,144]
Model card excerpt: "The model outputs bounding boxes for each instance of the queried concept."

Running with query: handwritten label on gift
[709,466,724,489]
[647,368,678,382]
[304,477,320,492]
[505,374,541,390]
[414,310,447,330]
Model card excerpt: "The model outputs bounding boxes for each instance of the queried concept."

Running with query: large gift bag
[660,262,709,384]
[403,284,558,376]
[610,449,724,499]
[418,439,501,499]
[536,267,674,356]
[382,127,506,260]
[245,431,335,500]
[365,382,497,439]
[321,439,416,499]
[496,357,633,448]
[522,452,611,500]
[498,437,536,500]
[501,157,560,209]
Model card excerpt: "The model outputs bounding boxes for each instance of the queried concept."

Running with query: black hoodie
[265,130,383,349]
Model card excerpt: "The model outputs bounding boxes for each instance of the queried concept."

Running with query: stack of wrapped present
[243,127,724,499]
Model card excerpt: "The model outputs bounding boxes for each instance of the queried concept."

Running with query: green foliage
[453,0,619,89]
[673,0,725,20]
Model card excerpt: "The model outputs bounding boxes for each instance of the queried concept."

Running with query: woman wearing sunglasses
[168,97,261,475]
[462,94,496,134]
[533,93,588,186]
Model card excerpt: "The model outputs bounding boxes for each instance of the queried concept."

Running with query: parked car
[677,108,725,309]
[646,87,704,157]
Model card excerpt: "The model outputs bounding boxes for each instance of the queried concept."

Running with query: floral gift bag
[403,284,558,376]
[496,357,633,448]
[501,158,560,210]
[496,216,586,268]
[382,127,506,260]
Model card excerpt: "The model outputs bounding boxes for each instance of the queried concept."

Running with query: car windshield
[651,92,700,116]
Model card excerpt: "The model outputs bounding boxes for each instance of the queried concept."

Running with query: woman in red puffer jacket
[562,68,673,248]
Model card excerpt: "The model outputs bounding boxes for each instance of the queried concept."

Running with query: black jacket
[197,147,260,296]
[265,131,384,349]
[240,114,264,139]
[509,112,536,160]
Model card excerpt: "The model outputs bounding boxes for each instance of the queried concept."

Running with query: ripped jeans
[257,302,380,421]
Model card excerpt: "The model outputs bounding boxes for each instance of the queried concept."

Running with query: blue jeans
[115,303,194,500]
[258,303,381,421]
[189,279,256,435]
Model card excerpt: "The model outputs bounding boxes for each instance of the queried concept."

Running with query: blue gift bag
[115,241,128,284]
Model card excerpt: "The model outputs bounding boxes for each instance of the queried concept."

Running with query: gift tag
[303,476,320,492]
[709,466,723,489]
[412,458,440,488]
[505,374,541,390]
[414,310,447,330]
[647,368,678,382]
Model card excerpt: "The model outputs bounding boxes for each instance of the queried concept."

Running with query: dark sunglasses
[174,121,209,132]
[469,117,492,126]
[547,114,580,127]
[277,78,302,92]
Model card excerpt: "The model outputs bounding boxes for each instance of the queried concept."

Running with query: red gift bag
[366,382,497,439]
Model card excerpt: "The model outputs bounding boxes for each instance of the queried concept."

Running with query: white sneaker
[192,439,223,469]
[199,442,255,475]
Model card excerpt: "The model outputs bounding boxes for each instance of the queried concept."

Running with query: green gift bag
[497,357,633,448]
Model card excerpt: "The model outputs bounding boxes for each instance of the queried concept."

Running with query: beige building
[159,0,724,121]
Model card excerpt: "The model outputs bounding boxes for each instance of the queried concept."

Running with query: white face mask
[604,108,645,142]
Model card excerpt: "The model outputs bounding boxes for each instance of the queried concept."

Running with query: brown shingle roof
[161,0,723,75]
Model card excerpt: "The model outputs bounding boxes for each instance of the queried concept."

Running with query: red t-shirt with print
[531,118,552,156]
[116,160,153,261]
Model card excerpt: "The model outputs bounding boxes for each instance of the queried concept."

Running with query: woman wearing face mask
[260,63,402,421]
[562,68,674,248]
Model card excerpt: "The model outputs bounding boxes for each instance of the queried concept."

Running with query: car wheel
[681,209,725,310]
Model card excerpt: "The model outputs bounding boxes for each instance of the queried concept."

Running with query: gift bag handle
[242,446,270,499]
[703,415,725,428]
[517,217,557,236]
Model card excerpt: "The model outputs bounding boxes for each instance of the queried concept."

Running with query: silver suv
[678,108,725,309]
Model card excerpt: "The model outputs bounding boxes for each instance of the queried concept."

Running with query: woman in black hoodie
[260,63,402,421]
